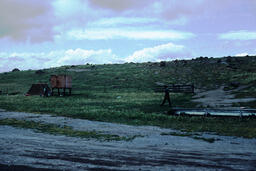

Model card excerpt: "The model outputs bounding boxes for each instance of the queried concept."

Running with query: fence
[154,84,194,93]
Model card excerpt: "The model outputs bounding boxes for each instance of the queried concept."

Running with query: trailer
[169,108,256,118]
[50,75,72,96]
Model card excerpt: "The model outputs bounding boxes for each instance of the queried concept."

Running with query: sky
[0,0,256,72]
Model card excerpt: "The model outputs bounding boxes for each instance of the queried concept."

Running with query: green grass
[0,118,138,141]
[0,56,256,138]
[161,132,195,137]
[1,94,256,138]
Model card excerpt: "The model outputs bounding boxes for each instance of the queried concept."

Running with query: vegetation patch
[0,118,138,141]
[193,136,218,143]
[161,131,219,143]
[160,132,195,137]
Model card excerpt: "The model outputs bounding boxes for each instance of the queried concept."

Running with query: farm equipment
[169,108,256,118]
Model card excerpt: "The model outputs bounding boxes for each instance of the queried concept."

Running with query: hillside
[1,55,256,109]
[0,56,256,138]
[1,56,256,99]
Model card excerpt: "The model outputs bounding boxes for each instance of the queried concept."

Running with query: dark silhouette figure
[43,87,48,97]
[161,85,171,106]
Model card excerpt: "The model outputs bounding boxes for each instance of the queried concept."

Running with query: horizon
[1,54,254,73]
[1,0,256,72]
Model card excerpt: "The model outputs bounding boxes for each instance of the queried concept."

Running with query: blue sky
[0,0,256,72]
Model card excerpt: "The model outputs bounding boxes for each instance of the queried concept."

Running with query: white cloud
[0,53,49,72]
[235,52,256,57]
[0,42,193,72]
[0,48,122,72]
[125,42,192,63]
[235,53,249,57]
[219,30,256,40]
[56,48,122,65]
[67,28,195,40]
[88,16,188,28]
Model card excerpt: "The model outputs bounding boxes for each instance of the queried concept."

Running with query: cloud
[235,53,249,57]
[219,30,256,40]
[235,52,256,57]
[125,43,192,63]
[88,0,153,12]
[67,28,195,40]
[56,48,122,65]
[86,0,202,28]
[160,0,204,20]
[0,48,122,72]
[53,0,98,27]
[0,43,193,72]
[88,17,158,27]
[0,0,55,42]
[87,0,201,20]
[0,53,49,72]
[88,16,188,29]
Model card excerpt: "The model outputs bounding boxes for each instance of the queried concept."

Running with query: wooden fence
[154,84,194,93]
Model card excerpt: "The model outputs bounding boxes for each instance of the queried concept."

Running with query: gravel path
[0,110,256,170]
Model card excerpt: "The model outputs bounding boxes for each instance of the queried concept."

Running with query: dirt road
[0,110,256,170]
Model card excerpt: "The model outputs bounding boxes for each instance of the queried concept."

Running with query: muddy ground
[192,86,256,108]
[0,110,256,170]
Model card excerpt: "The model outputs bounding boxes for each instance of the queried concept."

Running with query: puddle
[0,110,256,170]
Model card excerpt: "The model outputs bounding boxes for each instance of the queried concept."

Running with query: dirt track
[192,86,256,108]
[0,110,256,170]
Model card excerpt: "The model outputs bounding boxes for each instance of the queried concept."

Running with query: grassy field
[0,56,256,138]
